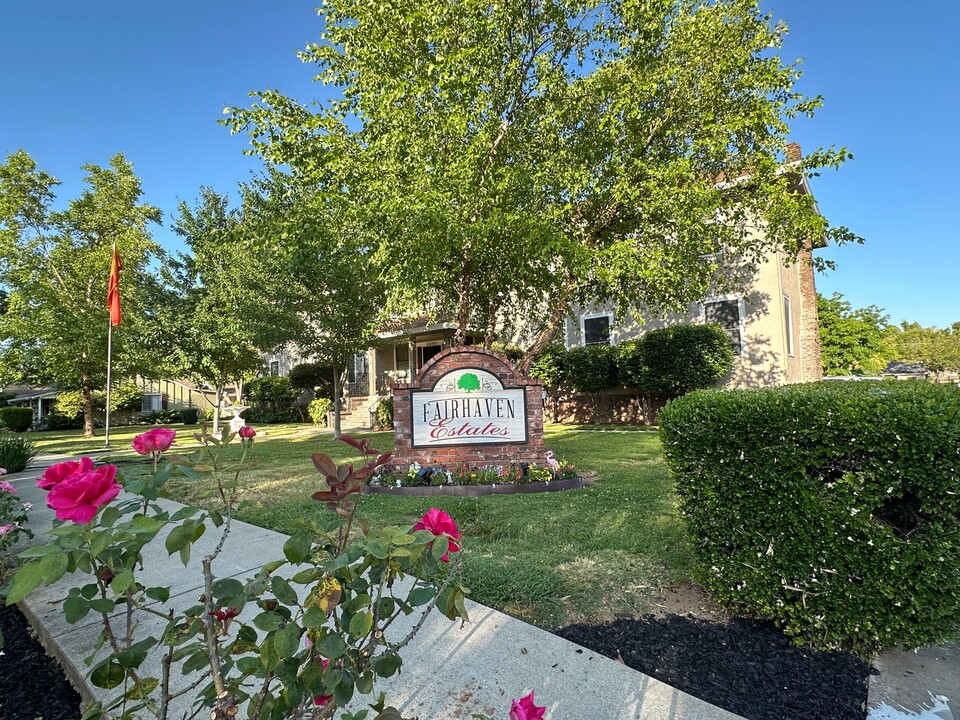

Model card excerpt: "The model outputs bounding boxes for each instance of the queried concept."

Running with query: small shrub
[308,397,332,427]
[138,409,181,425]
[563,345,618,394]
[243,407,297,424]
[109,381,143,412]
[618,324,734,395]
[37,411,83,431]
[0,432,37,473]
[178,407,200,425]
[55,389,101,417]
[374,397,393,429]
[659,382,960,654]
[0,391,15,407]
[0,407,33,432]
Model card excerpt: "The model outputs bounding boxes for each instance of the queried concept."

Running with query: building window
[704,298,743,355]
[582,314,613,346]
[142,393,163,412]
[783,294,795,357]
[269,360,280,377]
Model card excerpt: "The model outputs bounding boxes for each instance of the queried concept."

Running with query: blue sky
[2,1,957,328]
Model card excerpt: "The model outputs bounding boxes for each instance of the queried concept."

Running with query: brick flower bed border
[363,477,585,497]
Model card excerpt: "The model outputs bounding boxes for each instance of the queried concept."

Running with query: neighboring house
[881,362,930,381]
[565,143,825,389]
[3,385,59,421]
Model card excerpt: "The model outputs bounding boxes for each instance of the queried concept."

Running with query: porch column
[368,349,378,396]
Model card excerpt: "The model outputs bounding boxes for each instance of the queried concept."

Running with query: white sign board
[411,368,527,447]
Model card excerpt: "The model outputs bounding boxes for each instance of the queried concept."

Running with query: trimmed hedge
[659,382,960,654]
[618,324,733,394]
[563,344,618,394]
[0,407,33,432]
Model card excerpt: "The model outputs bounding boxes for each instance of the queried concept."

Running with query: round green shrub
[288,362,335,397]
[527,344,567,389]
[178,407,200,425]
[659,382,960,654]
[0,431,37,472]
[618,324,733,395]
[245,376,298,408]
[563,345,618,394]
[308,397,332,427]
[0,407,34,432]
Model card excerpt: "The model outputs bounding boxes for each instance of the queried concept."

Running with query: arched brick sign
[391,346,546,468]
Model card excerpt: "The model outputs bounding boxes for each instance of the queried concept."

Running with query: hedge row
[0,407,33,432]
[530,324,734,396]
[659,381,960,654]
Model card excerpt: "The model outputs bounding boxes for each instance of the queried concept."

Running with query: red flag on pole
[107,243,122,326]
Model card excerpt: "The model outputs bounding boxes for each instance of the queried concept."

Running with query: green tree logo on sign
[457,372,481,393]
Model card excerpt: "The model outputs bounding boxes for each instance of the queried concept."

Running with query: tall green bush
[374,396,393,429]
[563,345,618,394]
[619,324,733,394]
[0,431,36,472]
[245,376,298,408]
[527,343,567,389]
[308,397,332,427]
[0,407,33,432]
[659,382,960,654]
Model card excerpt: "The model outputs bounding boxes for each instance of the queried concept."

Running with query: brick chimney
[786,142,802,164]
[798,245,823,381]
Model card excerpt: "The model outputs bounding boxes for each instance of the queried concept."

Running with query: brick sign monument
[391,346,546,468]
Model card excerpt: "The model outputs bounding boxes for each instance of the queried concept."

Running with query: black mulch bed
[555,614,872,720]
[0,604,82,720]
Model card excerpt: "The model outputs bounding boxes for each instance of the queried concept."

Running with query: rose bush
[6,427,483,720]
[1,466,33,650]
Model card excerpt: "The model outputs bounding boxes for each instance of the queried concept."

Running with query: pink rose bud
[412,507,461,562]
[132,428,177,455]
[509,692,546,720]
[238,426,256,439]
[46,463,121,524]
[98,567,114,584]
[0,481,15,494]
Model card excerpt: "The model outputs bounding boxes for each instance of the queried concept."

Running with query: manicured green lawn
[28,422,311,457]
[36,423,694,629]
[152,426,693,628]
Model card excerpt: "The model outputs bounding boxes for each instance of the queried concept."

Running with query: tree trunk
[454,274,471,346]
[81,381,96,438]
[520,295,574,374]
[332,366,342,439]
[212,383,223,434]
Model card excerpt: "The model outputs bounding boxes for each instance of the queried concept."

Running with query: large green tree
[227,0,859,369]
[817,292,894,376]
[0,151,164,436]
[240,173,385,437]
[168,187,299,432]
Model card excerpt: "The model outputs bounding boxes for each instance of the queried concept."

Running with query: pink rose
[238,426,256,439]
[509,692,546,720]
[0,524,15,536]
[0,467,6,475]
[0,481,15,494]
[38,457,94,490]
[412,507,461,562]
[132,428,176,455]
[46,463,121,524]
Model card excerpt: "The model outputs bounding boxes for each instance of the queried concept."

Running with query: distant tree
[817,293,894,376]
[239,173,384,437]
[889,322,960,379]
[288,362,335,399]
[0,150,163,436]
[167,187,298,431]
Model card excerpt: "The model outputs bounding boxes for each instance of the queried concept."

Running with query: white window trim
[580,312,616,346]
[700,294,747,356]
[269,360,281,377]
[142,393,163,412]
[783,294,795,357]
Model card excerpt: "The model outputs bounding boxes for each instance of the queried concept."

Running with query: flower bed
[364,476,585,496]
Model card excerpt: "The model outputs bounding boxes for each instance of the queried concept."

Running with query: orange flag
[107,244,122,326]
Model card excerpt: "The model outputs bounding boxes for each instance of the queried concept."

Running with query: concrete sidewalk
[8,456,746,720]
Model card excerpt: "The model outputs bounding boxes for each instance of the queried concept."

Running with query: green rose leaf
[283,532,314,564]
[317,632,346,660]
[64,595,91,624]
[39,552,69,585]
[273,622,301,658]
[270,576,298,605]
[90,659,126,689]
[6,562,44,604]
[349,611,373,639]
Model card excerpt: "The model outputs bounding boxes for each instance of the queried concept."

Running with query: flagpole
[105,319,113,449]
